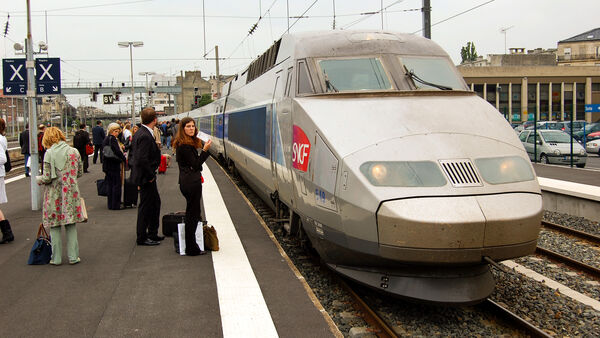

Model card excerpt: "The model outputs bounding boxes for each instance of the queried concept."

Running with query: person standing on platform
[73,123,91,173]
[19,123,30,177]
[92,121,105,164]
[36,127,85,265]
[0,118,15,244]
[102,123,127,210]
[172,117,212,256]
[129,107,163,246]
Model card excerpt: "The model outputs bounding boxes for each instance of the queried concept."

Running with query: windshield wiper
[323,71,339,93]
[404,66,452,91]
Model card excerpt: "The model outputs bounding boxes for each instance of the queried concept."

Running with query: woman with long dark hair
[172,117,211,256]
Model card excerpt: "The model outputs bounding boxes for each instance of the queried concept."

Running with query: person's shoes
[185,250,207,256]
[84,170,89,173]
[25,173,30,177]
[69,257,81,265]
[148,235,165,241]
[49,260,61,265]
[137,239,160,246]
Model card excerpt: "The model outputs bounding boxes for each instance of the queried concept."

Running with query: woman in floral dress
[36,127,86,265]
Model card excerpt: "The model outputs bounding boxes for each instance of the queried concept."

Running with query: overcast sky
[1,0,599,111]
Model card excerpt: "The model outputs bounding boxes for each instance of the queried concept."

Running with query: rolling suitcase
[158,155,167,174]
[123,178,138,207]
[162,211,186,237]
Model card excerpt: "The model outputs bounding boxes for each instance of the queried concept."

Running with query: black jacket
[92,125,106,145]
[19,129,30,155]
[102,135,126,174]
[73,129,90,154]
[176,144,209,185]
[129,125,161,186]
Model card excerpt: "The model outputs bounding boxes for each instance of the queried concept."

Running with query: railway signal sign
[35,57,61,95]
[2,58,27,95]
[103,94,114,104]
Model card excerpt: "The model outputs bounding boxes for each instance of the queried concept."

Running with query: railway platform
[0,156,339,337]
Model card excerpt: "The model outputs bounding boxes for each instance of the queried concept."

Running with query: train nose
[376,193,542,264]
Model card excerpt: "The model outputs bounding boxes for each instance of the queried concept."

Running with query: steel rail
[541,220,600,245]
[481,299,552,338]
[337,279,398,338]
[535,247,600,278]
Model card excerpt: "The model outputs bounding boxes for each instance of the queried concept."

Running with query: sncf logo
[292,125,311,172]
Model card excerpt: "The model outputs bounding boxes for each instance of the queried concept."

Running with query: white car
[586,140,600,155]
[519,130,587,168]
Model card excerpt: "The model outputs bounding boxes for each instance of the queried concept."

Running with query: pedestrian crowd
[2,111,207,264]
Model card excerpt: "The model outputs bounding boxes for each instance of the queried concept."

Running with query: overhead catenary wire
[341,0,406,30]
[412,0,496,34]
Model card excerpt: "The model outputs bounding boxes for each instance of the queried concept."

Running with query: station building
[458,27,600,124]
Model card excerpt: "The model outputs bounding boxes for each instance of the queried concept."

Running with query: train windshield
[317,57,393,92]
[399,56,466,90]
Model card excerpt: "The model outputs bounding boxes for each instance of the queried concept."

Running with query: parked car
[518,130,587,168]
[556,120,587,133]
[513,121,534,132]
[573,122,600,142]
[525,121,561,130]
[585,131,600,141]
[586,139,600,155]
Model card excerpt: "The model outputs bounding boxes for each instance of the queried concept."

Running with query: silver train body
[164,31,542,304]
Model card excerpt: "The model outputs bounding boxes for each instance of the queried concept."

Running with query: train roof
[277,30,450,62]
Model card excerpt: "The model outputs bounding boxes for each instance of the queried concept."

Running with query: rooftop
[559,27,600,43]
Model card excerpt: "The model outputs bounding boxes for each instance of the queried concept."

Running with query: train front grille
[438,159,483,187]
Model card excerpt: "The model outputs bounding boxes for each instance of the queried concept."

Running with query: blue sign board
[35,57,61,95]
[585,104,600,113]
[2,58,27,96]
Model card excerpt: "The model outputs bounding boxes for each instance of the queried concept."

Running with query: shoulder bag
[103,145,118,159]
[203,225,219,251]
[27,224,52,265]
[4,150,11,173]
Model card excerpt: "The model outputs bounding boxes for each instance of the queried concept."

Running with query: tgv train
[164,31,542,304]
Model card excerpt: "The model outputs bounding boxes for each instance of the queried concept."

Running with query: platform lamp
[118,41,143,124]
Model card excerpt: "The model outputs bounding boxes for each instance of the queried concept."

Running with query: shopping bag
[176,222,204,255]
[80,198,88,222]
[27,224,52,265]
[85,144,94,156]
[203,225,219,251]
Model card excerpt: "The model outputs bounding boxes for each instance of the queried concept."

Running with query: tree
[198,94,213,107]
[460,42,478,63]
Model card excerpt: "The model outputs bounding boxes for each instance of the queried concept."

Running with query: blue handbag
[27,224,52,265]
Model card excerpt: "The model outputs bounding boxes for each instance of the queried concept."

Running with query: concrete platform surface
[0,156,339,338]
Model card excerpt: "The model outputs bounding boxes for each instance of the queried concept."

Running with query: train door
[270,67,294,207]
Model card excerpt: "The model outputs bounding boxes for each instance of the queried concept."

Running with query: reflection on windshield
[318,58,392,92]
[400,56,466,90]
[541,132,573,143]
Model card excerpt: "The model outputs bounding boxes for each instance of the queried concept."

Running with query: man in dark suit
[19,124,30,177]
[73,123,91,173]
[129,108,164,246]
[92,121,106,164]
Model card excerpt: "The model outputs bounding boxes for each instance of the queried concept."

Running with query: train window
[475,156,534,184]
[399,56,466,91]
[297,60,314,95]
[317,57,392,92]
[285,67,293,96]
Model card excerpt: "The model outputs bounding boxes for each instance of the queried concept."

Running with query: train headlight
[474,156,535,184]
[360,161,446,187]
[553,149,561,156]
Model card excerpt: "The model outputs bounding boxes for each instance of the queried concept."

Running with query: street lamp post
[118,41,143,124]
[139,71,156,107]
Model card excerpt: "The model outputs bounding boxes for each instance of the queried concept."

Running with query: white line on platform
[502,260,600,311]
[201,166,279,338]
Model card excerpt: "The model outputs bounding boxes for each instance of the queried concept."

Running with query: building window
[539,84,549,121]
[576,83,585,120]
[527,84,537,120]
[511,84,521,121]
[473,84,484,98]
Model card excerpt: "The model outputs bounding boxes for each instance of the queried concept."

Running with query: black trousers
[179,180,203,254]
[93,144,103,164]
[136,180,161,243]
[77,149,89,172]
[105,170,122,210]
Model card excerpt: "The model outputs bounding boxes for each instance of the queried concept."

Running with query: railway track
[538,220,600,279]
[479,299,552,338]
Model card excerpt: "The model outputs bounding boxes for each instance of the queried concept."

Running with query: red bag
[158,154,167,174]
[85,144,94,156]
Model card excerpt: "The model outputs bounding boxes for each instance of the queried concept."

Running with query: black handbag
[27,224,52,265]
[96,179,108,196]
[4,150,11,173]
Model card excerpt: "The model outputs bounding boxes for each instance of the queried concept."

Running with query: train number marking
[292,125,311,172]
